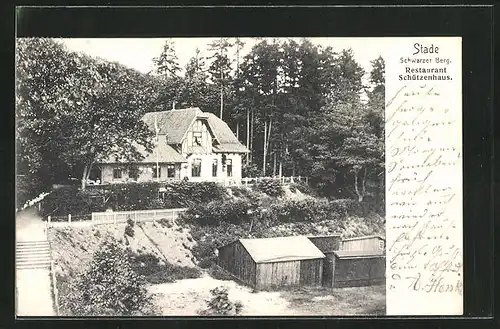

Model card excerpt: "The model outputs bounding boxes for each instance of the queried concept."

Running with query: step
[16,241,49,246]
[16,245,50,250]
[16,257,52,264]
[17,255,51,262]
[16,263,51,270]
[16,245,50,251]
[16,247,50,252]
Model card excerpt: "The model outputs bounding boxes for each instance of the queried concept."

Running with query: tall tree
[16,38,155,191]
[152,39,181,78]
[207,38,233,118]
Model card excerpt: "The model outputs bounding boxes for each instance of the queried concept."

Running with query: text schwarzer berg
[399,57,452,81]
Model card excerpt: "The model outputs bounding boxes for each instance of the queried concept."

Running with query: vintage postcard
[15,36,461,316]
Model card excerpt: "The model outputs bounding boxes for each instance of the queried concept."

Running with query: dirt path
[16,269,55,316]
[16,207,47,242]
[149,274,296,316]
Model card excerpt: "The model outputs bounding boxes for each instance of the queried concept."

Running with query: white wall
[100,163,181,184]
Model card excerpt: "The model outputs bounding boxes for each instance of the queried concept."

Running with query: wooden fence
[90,176,309,188]
[91,208,188,226]
[46,208,188,228]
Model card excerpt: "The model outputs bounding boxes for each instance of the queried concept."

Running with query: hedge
[39,182,228,217]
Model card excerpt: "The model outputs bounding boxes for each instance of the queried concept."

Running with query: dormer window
[192,132,202,146]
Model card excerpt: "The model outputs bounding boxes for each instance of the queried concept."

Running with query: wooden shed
[217,236,326,290]
[340,235,385,252]
[323,250,386,288]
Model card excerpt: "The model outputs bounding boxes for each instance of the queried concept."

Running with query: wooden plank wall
[256,261,301,289]
[299,259,323,286]
[322,253,335,287]
[218,241,257,287]
[332,256,386,288]
[341,237,384,252]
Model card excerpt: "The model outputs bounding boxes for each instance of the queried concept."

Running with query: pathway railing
[45,208,188,228]
[91,208,188,226]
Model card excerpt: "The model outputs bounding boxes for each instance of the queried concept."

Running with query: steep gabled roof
[99,141,186,164]
[143,108,250,153]
[238,236,326,264]
[142,108,200,144]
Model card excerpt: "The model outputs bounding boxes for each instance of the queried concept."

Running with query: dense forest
[16,37,385,210]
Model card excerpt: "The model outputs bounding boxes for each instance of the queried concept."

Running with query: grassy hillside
[48,181,385,315]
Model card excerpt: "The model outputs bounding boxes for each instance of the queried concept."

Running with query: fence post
[48,216,51,226]
[134,211,137,224]
[153,210,156,223]
[114,213,117,226]
[68,214,71,224]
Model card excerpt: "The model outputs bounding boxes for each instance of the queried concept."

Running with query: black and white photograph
[15,37,386,316]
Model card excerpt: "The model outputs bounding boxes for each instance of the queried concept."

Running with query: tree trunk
[250,108,254,164]
[81,165,88,190]
[219,85,223,118]
[236,123,239,139]
[246,108,250,165]
[279,151,283,177]
[353,169,364,202]
[273,150,277,176]
[263,121,267,176]
[361,167,367,197]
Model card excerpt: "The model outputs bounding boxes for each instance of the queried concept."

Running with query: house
[217,236,325,290]
[98,107,249,184]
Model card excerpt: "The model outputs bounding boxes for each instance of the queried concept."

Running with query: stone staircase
[16,240,52,270]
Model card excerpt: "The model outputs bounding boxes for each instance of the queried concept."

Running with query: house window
[167,164,175,178]
[128,166,139,180]
[151,165,161,179]
[226,159,233,177]
[212,159,218,177]
[192,159,202,177]
[192,132,202,146]
[113,168,122,179]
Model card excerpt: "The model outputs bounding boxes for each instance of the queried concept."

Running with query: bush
[161,181,227,208]
[254,179,284,197]
[128,251,202,284]
[288,181,315,196]
[198,286,243,316]
[271,198,332,223]
[60,239,158,316]
[124,217,135,237]
[181,199,252,226]
[40,186,98,217]
[105,182,163,211]
[242,163,262,178]
[208,264,235,281]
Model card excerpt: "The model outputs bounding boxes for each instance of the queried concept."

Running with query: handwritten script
[386,84,463,297]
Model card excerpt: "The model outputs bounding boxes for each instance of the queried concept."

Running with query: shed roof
[238,236,326,264]
[333,250,385,259]
[342,235,385,242]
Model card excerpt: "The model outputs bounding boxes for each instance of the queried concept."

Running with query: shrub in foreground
[198,286,243,316]
[254,179,284,197]
[60,239,158,316]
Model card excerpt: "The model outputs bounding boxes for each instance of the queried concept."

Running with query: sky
[58,37,389,79]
